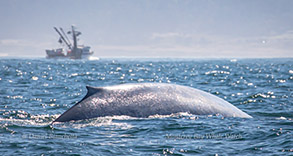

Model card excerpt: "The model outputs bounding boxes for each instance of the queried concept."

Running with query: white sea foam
[88,56,100,61]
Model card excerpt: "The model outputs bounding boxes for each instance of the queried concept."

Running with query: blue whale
[53,83,252,122]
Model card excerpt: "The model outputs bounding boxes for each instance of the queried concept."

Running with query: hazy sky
[0,0,293,58]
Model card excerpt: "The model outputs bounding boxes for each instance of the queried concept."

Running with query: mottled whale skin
[54,83,252,122]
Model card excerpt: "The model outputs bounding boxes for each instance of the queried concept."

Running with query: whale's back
[54,83,252,122]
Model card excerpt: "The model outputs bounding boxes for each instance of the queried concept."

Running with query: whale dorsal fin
[83,86,103,100]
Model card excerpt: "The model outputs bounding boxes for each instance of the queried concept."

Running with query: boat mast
[72,25,77,50]
[54,27,72,50]
[60,27,72,47]
[71,25,82,59]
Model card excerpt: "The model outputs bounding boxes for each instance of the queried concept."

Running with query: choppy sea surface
[0,58,292,155]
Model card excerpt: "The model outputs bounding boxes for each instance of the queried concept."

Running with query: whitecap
[276,116,287,120]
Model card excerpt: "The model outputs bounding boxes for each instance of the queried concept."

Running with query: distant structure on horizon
[45,25,94,59]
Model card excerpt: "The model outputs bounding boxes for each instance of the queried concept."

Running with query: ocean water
[0,58,292,155]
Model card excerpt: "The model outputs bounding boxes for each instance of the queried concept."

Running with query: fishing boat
[46,26,94,59]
